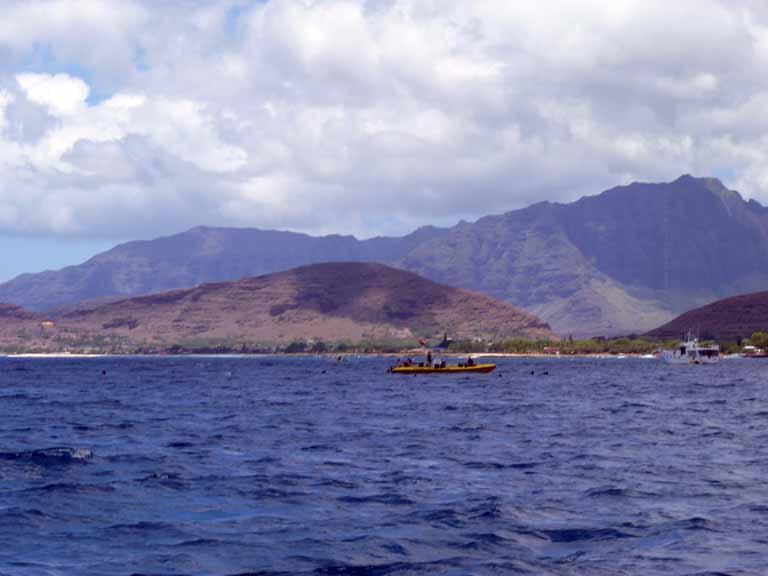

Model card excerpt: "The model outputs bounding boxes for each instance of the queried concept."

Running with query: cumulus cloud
[1,0,768,239]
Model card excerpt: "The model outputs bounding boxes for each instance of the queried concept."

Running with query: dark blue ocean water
[0,356,767,575]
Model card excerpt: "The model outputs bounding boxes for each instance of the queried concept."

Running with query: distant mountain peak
[670,174,738,198]
[672,173,698,183]
[672,173,720,185]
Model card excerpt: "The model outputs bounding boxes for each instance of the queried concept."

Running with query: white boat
[661,333,720,364]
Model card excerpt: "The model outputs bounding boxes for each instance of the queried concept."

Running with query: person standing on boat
[427,350,432,367]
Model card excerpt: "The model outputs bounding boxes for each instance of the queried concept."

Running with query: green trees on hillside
[747,332,768,350]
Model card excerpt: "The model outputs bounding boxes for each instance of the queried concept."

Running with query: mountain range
[0,263,552,351]
[2,175,766,337]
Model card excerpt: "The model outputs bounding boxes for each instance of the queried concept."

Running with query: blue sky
[1,0,768,282]
[0,235,114,282]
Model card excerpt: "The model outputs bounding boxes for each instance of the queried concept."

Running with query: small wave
[468,497,504,520]
[676,516,715,532]
[508,461,542,470]
[584,486,628,498]
[243,487,306,500]
[449,425,485,433]
[645,516,716,536]
[0,507,53,526]
[540,527,633,542]
[464,461,512,470]
[460,531,514,547]
[71,424,94,431]
[301,444,334,452]
[172,537,224,547]
[166,441,196,449]
[380,542,408,556]
[106,520,177,533]
[23,482,114,494]
[0,446,93,465]
[247,456,281,465]
[337,493,414,506]
[420,508,465,528]
[0,393,36,400]
[137,471,187,489]
[106,453,159,464]
[314,479,357,489]
[321,460,350,467]
[302,559,462,576]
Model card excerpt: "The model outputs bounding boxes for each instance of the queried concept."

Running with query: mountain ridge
[2,175,767,337]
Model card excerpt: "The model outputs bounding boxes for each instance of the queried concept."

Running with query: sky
[2,0,768,280]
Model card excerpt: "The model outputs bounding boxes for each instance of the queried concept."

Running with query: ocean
[0,355,766,575]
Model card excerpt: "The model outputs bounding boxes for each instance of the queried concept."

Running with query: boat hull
[660,351,719,364]
[660,333,720,364]
[390,363,496,374]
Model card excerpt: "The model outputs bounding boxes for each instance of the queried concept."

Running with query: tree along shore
[2,334,745,356]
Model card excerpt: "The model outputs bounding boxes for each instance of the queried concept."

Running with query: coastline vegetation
[0,333,748,356]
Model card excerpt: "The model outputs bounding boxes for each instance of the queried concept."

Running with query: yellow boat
[389,363,496,374]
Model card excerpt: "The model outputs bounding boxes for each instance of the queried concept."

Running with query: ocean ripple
[0,356,766,575]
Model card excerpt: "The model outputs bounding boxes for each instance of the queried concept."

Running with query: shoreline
[6,353,110,358]
[2,351,661,359]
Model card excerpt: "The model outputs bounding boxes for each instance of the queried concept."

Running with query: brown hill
[0,304,43,348]
[646,291,768,341]
[51,262,552,347]
[0,303,38,321]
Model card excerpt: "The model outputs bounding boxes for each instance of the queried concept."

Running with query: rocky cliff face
[2,175,766,337]
[397,176,768,335]
[557,176,768,294]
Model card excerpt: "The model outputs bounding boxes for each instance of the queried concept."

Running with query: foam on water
[0,447,93,465]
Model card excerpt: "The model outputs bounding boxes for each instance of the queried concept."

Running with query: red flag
[419,339,426,346]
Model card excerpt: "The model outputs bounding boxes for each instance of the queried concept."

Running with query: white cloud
[0,0,147,76]
[1,0,768,239]
[0,91,13,131]
[6,74,247,176]
[16,73,89,116]
[655,73,720,99]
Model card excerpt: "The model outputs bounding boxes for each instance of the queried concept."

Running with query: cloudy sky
[1,0,768,280]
